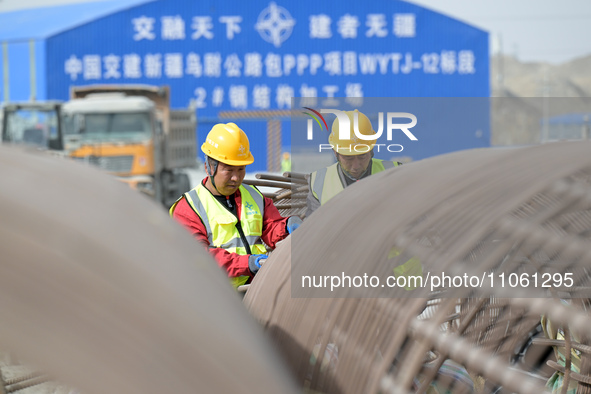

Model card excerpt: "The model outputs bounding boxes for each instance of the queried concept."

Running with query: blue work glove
[286,216,303,234]
[248,254,268,274]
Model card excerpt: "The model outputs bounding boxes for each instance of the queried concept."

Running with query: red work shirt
[172,178,290,280]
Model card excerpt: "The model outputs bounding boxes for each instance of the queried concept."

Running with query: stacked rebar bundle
[245,141,591,394]
[243,172,309,218]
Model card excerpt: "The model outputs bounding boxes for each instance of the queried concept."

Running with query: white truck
[1,101,63,151]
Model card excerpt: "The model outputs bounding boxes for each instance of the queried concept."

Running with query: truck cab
[62,93,161,194]
[62,85,196,207]
[1,101,63,150]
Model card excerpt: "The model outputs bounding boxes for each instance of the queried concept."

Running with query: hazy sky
[408,0,591,64]
[1,0,590,64]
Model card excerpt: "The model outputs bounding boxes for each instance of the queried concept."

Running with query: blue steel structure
[0,0,152,102]
[1,0,489,171]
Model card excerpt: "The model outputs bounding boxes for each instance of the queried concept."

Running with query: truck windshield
[63,112,151,142]
[3,108,59,148]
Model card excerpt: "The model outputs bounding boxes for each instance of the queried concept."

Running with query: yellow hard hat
[201,123,254,165]
[328,110,377,156]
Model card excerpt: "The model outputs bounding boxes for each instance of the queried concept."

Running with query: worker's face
[337,152,372,179]
[210,162,246,195]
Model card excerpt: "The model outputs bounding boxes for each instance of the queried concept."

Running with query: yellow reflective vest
[170,183,267,288]
[310,159,399,205]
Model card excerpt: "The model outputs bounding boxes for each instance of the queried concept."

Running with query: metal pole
[266,119,281,172]
[29,39,36,101]
[274,120,281,172]
[2,41,9,102]
[541,67,549,143]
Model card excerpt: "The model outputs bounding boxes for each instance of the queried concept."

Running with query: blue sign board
[48,0,488,108]
[43,0,489,169]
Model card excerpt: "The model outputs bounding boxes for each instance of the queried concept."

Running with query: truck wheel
[159,170,173,207]
[160,170,177,208]
[160,171,190,208]
[176,172,191,195]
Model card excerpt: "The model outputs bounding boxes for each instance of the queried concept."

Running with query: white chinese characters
[64,50,477,81]
[62,5,482,112]
[131,11,417,44]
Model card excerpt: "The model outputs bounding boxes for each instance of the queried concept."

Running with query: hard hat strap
[205,156,223,195]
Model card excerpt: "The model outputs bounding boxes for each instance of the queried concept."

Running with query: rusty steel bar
[282,172,308,180]
[243,179,300,189]
[275,189,309,201]
[256,173,308,185]
[266,120,281,172]
[275,192,308,201]
[2,372,46,387]
[0,372,6,394]
[218,109,293,119]
[274,202,307,210]
[5,375,51,393]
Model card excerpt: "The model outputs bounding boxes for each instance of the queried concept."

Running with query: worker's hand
[287,216,303,234]
[248,254,268,274]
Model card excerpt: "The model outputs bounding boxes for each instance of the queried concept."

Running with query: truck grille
[75,155,134,173]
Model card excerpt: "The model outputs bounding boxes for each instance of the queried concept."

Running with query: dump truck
[61,85,196,207]
[1,101,63,151]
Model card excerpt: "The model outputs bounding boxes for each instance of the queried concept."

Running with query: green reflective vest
[170,183,267,288]
[388,247,423,291]
[281,158,291,173]
[310,159,398,206]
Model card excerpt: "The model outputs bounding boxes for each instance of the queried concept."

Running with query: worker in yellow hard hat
[170,123,302,289]
[281,151,292,173]
[307,111,419,291]
[306,110,402,217]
